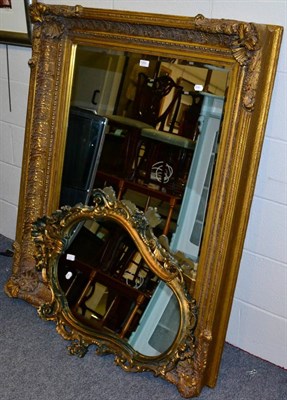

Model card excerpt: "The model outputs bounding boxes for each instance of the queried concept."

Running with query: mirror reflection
[60,46,229,264]
[57,47,229,356]
[58,218,180,356]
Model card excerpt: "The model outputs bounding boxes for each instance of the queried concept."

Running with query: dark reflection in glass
[62,46,229,263]
[59,108,107,207]
[57,220,180,355]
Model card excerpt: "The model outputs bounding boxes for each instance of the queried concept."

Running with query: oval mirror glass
[57,219,181,356]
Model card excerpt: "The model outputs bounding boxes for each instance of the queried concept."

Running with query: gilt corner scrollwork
[29,2,83,40]
[4,239,39,298]
[194,16,261,111]
[29,2,83,24]
[165,328,212,398]
[230,22,261,111]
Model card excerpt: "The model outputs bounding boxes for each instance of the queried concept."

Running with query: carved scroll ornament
[32,188,202,397]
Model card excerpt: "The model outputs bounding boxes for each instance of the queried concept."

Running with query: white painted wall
[0,0,286,369]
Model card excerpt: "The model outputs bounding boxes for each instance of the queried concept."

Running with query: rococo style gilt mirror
[5,2,282,398]
[32,187,198,387]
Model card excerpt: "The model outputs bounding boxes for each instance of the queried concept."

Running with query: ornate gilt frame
[32,187,198,382]
[5,2,282,397]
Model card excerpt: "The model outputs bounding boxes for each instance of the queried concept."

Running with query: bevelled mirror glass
[63,45,229,261]
[5,2,283,398]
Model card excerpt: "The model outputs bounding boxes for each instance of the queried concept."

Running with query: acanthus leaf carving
[42,20,65,40]
[165,329,212,398]
[29,2,83,24]
[30,2,83,40]
[194,16,261,111]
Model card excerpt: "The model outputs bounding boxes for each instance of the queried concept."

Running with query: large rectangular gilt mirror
[5,2,283,398]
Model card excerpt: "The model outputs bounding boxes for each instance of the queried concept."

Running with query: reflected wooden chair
[130,72,183,131]
[178,92,204,140]
[58,223,153,338]
[96,73,196,235]
[62,257,150,338]
[97,72,183,178]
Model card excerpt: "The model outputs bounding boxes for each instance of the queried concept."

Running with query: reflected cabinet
[5,2,282,398]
